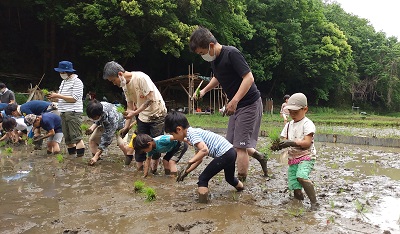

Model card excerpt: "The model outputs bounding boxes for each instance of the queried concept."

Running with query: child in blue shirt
[164,111,244,203]
[24,113,63,155]
[134,133,188,177]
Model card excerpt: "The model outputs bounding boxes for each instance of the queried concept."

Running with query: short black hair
[86,100,103,119]
[133,133,153,154]
[4,103,18,116]
[189,26,218,52]
[0,83,6,89]
[284,94,290,100]
[164,111,190,133]
[2,117,16,132]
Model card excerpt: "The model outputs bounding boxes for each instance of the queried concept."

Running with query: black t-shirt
[211,45,260,109]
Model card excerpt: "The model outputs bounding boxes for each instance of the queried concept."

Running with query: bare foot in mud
[88,155,101,166]
[235,181,244,191]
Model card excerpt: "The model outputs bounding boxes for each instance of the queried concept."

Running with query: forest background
[1,0,400,113]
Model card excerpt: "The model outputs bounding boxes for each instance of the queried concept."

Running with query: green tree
[261,0,353,104]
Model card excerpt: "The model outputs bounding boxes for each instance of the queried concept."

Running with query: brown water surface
[1,140,400,234]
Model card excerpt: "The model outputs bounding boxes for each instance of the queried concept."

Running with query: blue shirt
[0,103,8,111]
[21,100,51,116]
[40,113,62,133]
[186,127,232,158]
[147,135,178,157]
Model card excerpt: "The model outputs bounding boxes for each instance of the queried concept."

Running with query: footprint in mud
[172,201,207,212]
[169,220,214,233]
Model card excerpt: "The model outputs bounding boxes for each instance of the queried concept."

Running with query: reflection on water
[366,196,400,231]
[2,169,31,182]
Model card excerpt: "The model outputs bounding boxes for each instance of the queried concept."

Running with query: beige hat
[24,114,37,126]
[284,93,307,110]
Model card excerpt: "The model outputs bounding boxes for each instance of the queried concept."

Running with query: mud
[1,137,400,234]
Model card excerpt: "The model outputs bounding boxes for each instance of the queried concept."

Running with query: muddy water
[1,140,400,234]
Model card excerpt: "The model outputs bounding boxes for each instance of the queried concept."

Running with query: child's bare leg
[150,158,159,174]
[235,180,244,191]
[123,147,134,165]
[89,139,98,155]
[198,186,209,203]
[163,159,170,175]
[298,178,318,210]
[168,160,178,174]
[52,142,60,154]
[136,161,144,171]
[143,158,151,177]
[89,153,101,166]
[293,189,304,200]
[46,142,53,155]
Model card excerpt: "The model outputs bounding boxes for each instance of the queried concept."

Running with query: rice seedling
[55,154,64,163]
[81,123,89,132]
[5,147,13,154]
[133,180,145,193]
[285,207,304,217]
[116,105,125,114]
[41,89,50,96]
[143,187,156,202]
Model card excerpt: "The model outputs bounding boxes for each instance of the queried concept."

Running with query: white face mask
[201,44,216,62]
[119,75,127,88]
[60,73,69,80]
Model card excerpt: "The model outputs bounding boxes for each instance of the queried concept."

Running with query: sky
[332,0,400,39]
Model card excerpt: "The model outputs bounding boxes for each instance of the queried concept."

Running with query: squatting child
[134,133,188,177]
[85,100,131,166]
[165,111,244,203]
[278,93,318,210]
[24,113,63,155]
[0,117,28,143]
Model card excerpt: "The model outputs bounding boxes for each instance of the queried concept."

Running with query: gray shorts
[48,132,63,144]
[226,97,262,149]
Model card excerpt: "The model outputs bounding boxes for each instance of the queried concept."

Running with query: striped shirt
[57,74,84,113]
[186,127,232,158]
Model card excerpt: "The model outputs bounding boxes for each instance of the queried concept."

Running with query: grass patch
[184,111,400,139]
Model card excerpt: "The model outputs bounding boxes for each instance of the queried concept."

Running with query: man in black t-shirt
[189,26,268,182]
